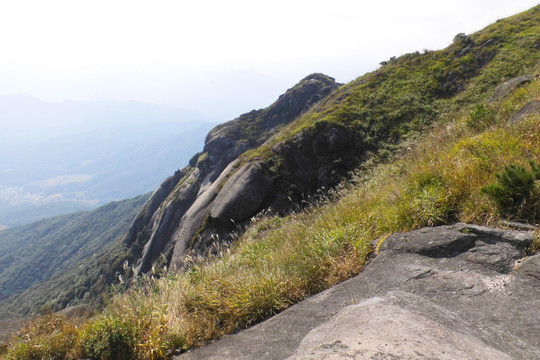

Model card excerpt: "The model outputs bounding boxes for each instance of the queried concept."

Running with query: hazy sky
[0,0,538,120]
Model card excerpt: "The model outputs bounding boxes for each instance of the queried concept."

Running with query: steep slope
[124,4,540,275]
[0,193,149,318]
[118,64,540,358]
[122,74,340,273]
[177,224,540,360]
[1,5,540,359]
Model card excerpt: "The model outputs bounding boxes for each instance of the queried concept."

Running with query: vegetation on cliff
[1,5,539,359]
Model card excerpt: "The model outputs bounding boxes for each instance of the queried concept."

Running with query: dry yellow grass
[88,76,540,357]
[3,53,540,360]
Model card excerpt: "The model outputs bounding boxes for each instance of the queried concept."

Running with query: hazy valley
[0,95,215,227]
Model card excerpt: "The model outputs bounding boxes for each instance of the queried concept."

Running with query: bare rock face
[288,292,515,360]
[122,74,342,272]
[122,168,188,248]
[177,224,540,360]
[489,75,534,101]
[210,162,274,223]
[508,100,540,124]
[265,122,360,213]
[135,168,202,274]
[168,160,241,267]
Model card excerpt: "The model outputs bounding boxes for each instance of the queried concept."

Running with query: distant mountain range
[0,94,206,140]
[0,95,216,226]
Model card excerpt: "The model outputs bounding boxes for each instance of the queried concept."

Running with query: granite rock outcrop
[177,223,540,360]
[122,74,350,272]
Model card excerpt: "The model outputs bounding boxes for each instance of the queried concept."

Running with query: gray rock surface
[288,292,514,360]
[56,304,93,320]
[176,223,540,360]
[169,160,240,268]
[136,168,202,274]
[122,168,188,248]
[489,75,534,101]
[508,100,540,124]
[210,162,274,223]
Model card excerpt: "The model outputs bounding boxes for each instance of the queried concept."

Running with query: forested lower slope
[0,193,149,319]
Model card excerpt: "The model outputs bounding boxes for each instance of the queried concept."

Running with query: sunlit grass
[43,76,537,359]
[2,7,539,358]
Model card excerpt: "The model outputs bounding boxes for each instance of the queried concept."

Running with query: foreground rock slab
[176,223,540,360]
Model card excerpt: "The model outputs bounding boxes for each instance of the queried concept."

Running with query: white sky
[0,0,538,120]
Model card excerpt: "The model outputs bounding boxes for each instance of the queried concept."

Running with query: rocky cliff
[123,4,539,277]
[123,74,344,273]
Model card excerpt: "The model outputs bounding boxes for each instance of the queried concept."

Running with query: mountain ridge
[122,73,341,274]
[1,5,539,359]
[0,94,208,140]
[125,3,540,276]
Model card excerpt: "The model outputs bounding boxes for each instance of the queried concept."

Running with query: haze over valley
[0,95,215,226]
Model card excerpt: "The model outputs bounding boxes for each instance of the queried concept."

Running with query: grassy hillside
[245,5,539,162]
[2,5,539,359]
[94,72,539,359]
[0,193,150,319]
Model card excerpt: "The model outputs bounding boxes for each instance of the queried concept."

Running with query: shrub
[81,315,139,360]
[80,301,170,360]
[466,103,495,130]
[481,161,540,222]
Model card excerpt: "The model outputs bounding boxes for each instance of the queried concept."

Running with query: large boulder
[177,223,540,359]
[489,75,534,101]
[210,162,274,223]
[508,100,540,124]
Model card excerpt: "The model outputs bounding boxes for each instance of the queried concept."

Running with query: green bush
[466,103,495,130]
[79,301,170,360]
[81,315,138,360]
[482,161,540,222]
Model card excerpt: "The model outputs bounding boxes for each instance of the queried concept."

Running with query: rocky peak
[122,74,341,273]
[203,73,338,153]
[269,73,338,117]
